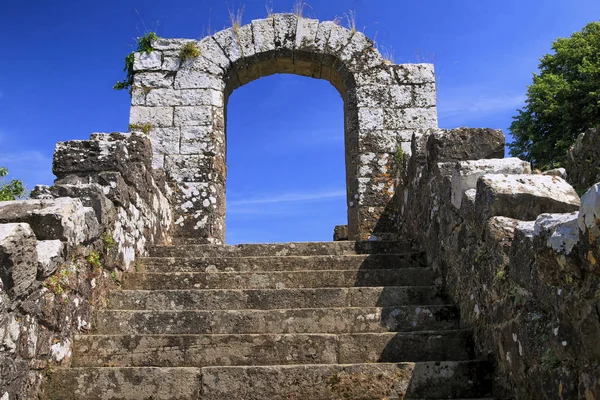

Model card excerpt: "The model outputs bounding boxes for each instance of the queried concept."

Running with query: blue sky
[1,0,598,243]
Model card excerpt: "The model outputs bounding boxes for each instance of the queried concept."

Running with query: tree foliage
[0,167,26,201]
[508,21,600,170]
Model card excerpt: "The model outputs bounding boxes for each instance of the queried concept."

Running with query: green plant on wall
[113,32,158,94]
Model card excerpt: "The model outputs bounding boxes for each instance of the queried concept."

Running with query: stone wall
[0,132,172,399]
[397,127,600,399]
[129,14,438,243]
[567,126,600,194]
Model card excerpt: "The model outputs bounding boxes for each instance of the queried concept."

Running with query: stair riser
[72,332,473,368]
[44,362,493,400]
[43,368,200,400]
[93,306,459,335]
[108,287,446,311]
[139,254,425,273]
[149,241,415,258]
[122,269,433,290]
[202,362,493,400]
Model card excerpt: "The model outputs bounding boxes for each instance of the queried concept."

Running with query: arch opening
[225,73,346,244]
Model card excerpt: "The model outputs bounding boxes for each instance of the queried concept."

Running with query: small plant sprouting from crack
[344,10,357,33]
[265,0,274,18]
[180,41,201,62]
[228,5,244,34]
[128,123,153,135]
[292,0,311,18]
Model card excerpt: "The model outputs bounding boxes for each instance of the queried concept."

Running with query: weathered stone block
[358,108,384,130]
[133,72,174,88]
[164,154,225,183]
[252,18,276,54]
[567,126,600,193]
[180,126,217,155]
[578,183,600,240]
[146,88,182,106]
[130,106,174,127]
[212,28,243,64]
[174,106,212,126]
[152,38,194,51]
[413,83,437,107]
[149,127,180,157]
[36,239,65,279]
[356,85,389,108]
[394,64,435,84]
[384,107,438,130]
[534,212,580,255]
[0,198,101,245]
[451,158,531,209]
[295,18,319,51]
[174,70,224,90]
[358,131,397,153]
[314,21,336,53]
[426,127,505,167]
[389,85,413,108]
[333,225,349,241]
[180,89,223,107]
[339,31,372,63]
[475,174,581,221]
[53,133,153,176]
[326,24,352,55]
[133,51,162,71]
[273,14,297,51]
[236,24,255,60]
[0,223,37,297]
[197,36,230,71]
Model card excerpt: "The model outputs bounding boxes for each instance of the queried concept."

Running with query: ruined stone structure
[0,14,599,400]
[129,14,437,243]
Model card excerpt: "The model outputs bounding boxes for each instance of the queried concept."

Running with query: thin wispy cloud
[438,94,526,119]
[0,150,55,188]
[0,150,51,164]
[228,189,346,207]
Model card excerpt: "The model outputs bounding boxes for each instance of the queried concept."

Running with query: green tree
[0,167,26,201]
[508,21,600,170]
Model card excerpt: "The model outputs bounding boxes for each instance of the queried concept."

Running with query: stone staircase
[43,241,495,399]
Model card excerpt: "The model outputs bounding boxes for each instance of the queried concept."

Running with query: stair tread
[94,305,459,335]
[121,268,434,290]
[45,362,493,399]
[108,286,447,310]
[138,254,425,273]
[72,330,475,367]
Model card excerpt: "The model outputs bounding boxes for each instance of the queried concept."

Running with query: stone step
[93,306,459,335]
[43,362,493,399]
[202,361,493,399]
[138,253,425,273]
[72,331,474,368]
[149,241,416,258]
[121,268,434,290]
[43,367,200,400]
[108,286,446,310]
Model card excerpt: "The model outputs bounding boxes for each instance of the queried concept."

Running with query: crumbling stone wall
[567,126,600,194]
[397,127,600,399]
[130,14,438,243]
[0,133,172,399]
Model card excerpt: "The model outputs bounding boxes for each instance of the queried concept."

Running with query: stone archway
[129,14,438,244]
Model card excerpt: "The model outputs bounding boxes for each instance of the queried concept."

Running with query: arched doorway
[226,74,345,244]
[130,14,438,244]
